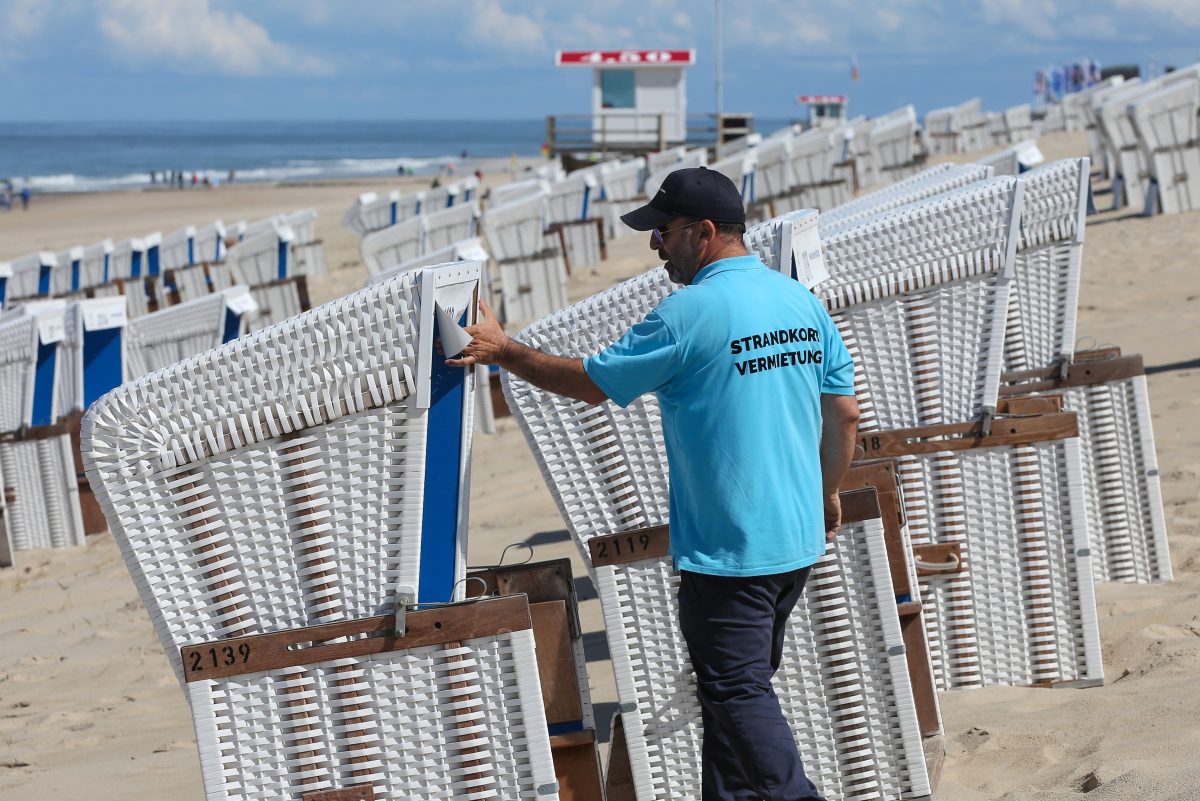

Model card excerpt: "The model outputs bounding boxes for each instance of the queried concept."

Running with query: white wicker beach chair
[341,191,399,238]
[79,240,114,291]
[124,286,257,379]
[162,225,197,271]
[502,272,936,800]
[0,304,86,556]
[80,264,527,801]
[596,159,647,240]
[281,209,327,277]
[361,216,424,278]
[1003,104,1036,143]
[0,261,10,310]
[869,106,923,182]
[50,246,84,297]
[109,237,147,283]
[226,226,309,330]
[56,296,128,421]
[843,117,877,189]
[488,178,549,208]
[751,136,793,206]
[776,129,852,213]
[817,178,1104,690]
[1096,80,1157,210]
[819,163,993,236]
[545,172,598,225]
[6,251,56,301]
[923,99,985,156]
[644,146,688,174]
[978,140,1045,176]
[479,193,567,326]
[422,202,480,253]
[1129,78,1200,215]
[708,151,757,204]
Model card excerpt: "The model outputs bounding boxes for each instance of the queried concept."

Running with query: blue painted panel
[147,245,160,277]
[187,238,195,265]
[222,308,241,343]
[82,327,123,408]
[389,200,398,226]
[102,253,110,284]
[581,185,591,220]
[70,259,81,292]
[418,308,468,604]
[130,250,142,279]
[0,277,7,307]
[31,340,57,426]
[37,264,51,296]
[277,241,288,280]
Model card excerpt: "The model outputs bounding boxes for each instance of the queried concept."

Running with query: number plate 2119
[588,525,670,567]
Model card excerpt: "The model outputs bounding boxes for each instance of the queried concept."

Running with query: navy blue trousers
[678,567,825,801]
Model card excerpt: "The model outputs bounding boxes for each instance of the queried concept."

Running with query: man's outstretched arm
[819,393,861,541]
[445,299,608,406]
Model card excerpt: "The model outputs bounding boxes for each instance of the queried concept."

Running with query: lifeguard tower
[551,49,695,154]
[796,94,848,130]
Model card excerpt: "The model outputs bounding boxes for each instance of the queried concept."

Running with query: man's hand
[824,492,842,542]
[446,299,510,367]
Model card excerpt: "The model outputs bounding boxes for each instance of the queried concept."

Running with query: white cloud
[97,0,332,75]
[1114,0,1200,28]
[0,0,48,39]
[466,0,546,52]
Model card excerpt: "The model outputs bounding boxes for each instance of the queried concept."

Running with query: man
[448,166,860,801]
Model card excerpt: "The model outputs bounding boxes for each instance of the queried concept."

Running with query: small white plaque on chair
[435,300,474,357]
[791,217,829,289]
[223,288,259,316]
[82,297,128,331]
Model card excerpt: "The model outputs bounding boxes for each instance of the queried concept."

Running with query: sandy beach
[1,131,1198,800]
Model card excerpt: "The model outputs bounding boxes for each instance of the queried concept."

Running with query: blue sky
[0,0,1196,121]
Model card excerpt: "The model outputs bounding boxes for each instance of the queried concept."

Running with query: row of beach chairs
[1078,64,1200,215]
[0,288,258,567]
[0,209,326,329]
[501,158,1169,799]
[62,147,1172,799]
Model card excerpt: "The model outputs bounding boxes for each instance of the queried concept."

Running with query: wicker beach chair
[869,106,924,182]
[6,251,56,301]
[0,305,86,557]
[79,240,114,291]
[977,141,1045,177]
[997,158,1171,583]
[843,117,877,190]
[708,150,757,205]
[81,264,537,801]
[1129,78,1200,215]
[1096,80,1157,211]
[281,209,328,277]
[422,202,480,253]
[0,261,9,310]
[226,226,310,330]
[774,129,853,213]
[488,178,549,208]
[124,286,257,379]
[361,216,424,278]
[819,163,993,236]
[162,225,198,271]
[342,191,400,238]
[50,246,84,297]
[502,271,937,800]
[56,296,128,421]
[817,177,1104,690]
[596,158,647,240]
[479,193,567,326]
[750,136,793,210]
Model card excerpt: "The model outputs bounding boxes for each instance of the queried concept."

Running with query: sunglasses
[651,219,702,249]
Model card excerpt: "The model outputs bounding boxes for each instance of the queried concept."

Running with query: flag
[850,55,860,82]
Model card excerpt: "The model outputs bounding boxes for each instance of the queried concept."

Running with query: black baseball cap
[620,165,746,231]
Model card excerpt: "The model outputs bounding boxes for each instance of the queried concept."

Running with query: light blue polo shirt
[583,255,855,577]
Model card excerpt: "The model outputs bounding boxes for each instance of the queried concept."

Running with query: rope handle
[914,551,961,573]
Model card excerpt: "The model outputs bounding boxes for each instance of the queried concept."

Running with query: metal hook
[452,575,490,600]
[498,542,534,567]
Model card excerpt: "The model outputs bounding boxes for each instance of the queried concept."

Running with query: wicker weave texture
[906,439,1102,691]
[81,266,479,684]
[1130,79,1200,214]
[596,518,929,801]
[819,164,992,236]
[187,628,558,801]
[0,435,86,551]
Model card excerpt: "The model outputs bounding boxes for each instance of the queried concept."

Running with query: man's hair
[713,221,747,240]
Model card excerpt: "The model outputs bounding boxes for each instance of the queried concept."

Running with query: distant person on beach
[447,166,859,801]
[228,169,236,183]
[20,186,30,210]
[430,176,441,189]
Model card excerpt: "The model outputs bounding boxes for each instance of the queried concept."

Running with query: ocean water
[0,117,796,194]
[0,119,552,193]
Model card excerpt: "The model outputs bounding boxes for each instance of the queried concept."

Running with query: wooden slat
[1000,353,1144,395]
[853,412,1079,460]
[180,595,532,682]
[302,785,374,801]
[996,395,1064,416]
[531,601,583,725]
[839,487,882,525]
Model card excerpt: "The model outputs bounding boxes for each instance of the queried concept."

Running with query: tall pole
[715,0,724,153]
